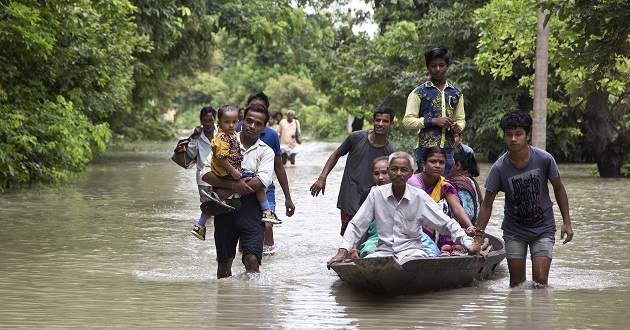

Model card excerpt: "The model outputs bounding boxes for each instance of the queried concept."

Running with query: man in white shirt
[202,103,275,278]
[277,109,301,165]
[327,152,479,267]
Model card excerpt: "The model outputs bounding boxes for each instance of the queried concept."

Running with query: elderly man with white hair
[327,151,480,267]
[277,109,301,165]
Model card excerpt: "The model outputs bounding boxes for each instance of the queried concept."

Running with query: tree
[0,0,322,187]
[476,0,630,176]
[544,0,630,177]
[532,1,549,149]
[0,0,146,188]
[317,1,524,156]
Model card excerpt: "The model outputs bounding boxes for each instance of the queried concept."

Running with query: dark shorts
[214,194,265,265]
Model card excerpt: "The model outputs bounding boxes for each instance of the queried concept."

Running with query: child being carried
[209,105,279,225]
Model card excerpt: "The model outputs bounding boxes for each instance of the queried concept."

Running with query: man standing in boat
[327,152,480,267]
[202,103,275,278]
[310,106,396,236]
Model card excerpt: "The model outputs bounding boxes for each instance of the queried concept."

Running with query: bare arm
[185,126,203,158]
[476,190,496,232]
[274,155,295,217]
[445,190,475,234]
[218,157,242,180]
[550,176,573,244]
[472,190,496,257]
[310,150,341,197]
[202,171,256,196]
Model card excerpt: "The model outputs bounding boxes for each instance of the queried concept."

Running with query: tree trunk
[532,3,549,149]
[581,90,622,177]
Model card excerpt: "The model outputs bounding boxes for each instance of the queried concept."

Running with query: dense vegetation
[1,0,629,189]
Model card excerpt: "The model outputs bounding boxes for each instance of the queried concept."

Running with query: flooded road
[1,140,629,328]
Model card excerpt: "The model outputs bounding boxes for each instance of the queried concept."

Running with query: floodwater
[1,139,629,329]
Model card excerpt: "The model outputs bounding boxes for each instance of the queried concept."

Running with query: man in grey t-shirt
[310,106,396,236]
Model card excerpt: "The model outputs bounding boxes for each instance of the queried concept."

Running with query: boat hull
[330,234,505,296]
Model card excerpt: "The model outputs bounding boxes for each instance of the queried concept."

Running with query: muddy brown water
[1,140,629,328]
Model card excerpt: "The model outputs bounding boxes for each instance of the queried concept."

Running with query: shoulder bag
[295,129,302,144]
[171,138,196,169]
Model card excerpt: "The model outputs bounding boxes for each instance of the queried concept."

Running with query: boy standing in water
[403,46,465,178]
[475,109,574,287]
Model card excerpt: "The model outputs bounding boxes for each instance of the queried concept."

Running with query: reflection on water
[1,141,630,328]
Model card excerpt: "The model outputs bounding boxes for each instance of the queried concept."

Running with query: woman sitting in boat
[352,157,440,259]
[327,152,479,268]
[449,148,483,227]
[407,147,476,256]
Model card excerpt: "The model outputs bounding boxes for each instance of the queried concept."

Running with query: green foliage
[173,109,200,133]
[475,0,630,172]
[0,97,110,189]
[320,1,516,160]
[265,74,328,113]
[128,0,315,134]
[387,126,416,155]
[297,103,348,140]
[475,1,538,81]
[7,0,626,188]
[542,0,630,75]
[0,0,145,188]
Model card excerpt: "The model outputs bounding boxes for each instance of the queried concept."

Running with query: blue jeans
[266,182,276,212]
[413,146,455,178]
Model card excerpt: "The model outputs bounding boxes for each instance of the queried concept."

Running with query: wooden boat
[330,234,505,296]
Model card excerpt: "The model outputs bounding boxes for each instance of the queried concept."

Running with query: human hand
[431,117,454,128]
[232,179,255,195]
[473,237,492,260]
[285,199,295,217]
[466,242,481,256]
[465,226,477,237]
[191,125,203,138]
[231,169,242,181]
[561,224,574,244]
[327,249,348,269]
[310,177,326,197]
[450,123,461,134]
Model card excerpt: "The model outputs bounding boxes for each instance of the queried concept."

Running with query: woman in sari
[407,147,476,256]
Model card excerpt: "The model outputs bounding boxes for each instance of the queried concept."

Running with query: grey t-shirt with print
[484,146,559,239]
[337,130,395,216]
